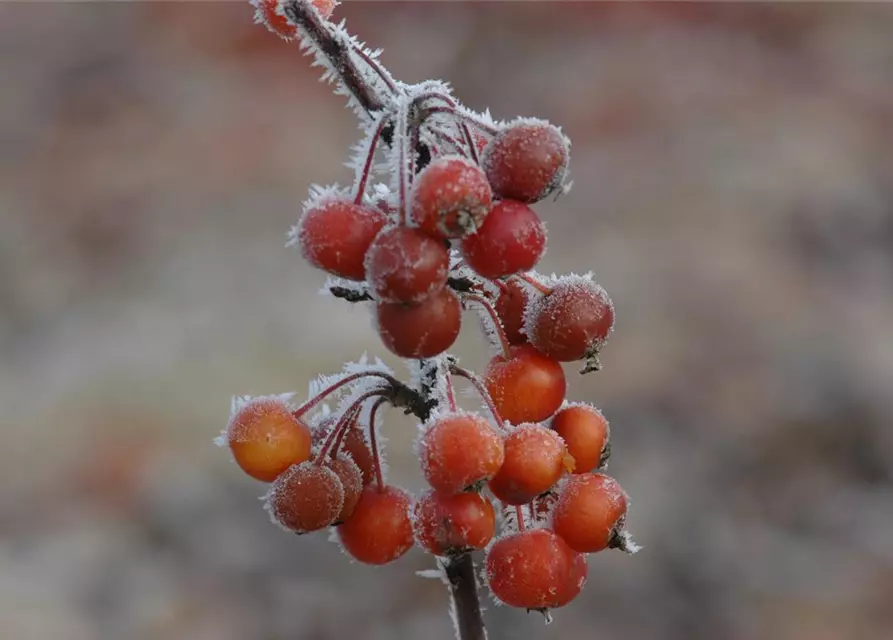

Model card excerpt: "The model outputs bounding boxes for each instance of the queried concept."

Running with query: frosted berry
[420,412,504,494]
[365,226,450,303]
[550,404,609,474]
[412,490,496,555]
[486,529,583,609]
[375,287,461,358]
[495,279,532,345]
[225,397,312,482]
[484,344,566,425]
[482,119,569,203]
[412,156,493,239]
[297,198,386,281]
[337,485,414,565]
[265,462,343,533]
[327,454,363,523]
[489,424,573,505]
[527,278,614,362]
[461,200,546,279]
[551,473,628,553]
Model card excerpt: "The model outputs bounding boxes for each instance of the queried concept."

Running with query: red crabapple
[527,277,615,363]
[342,427,375,486]
[551,473,628,553]
[296,198,386,281]
[337,485,414,565]
[486,529,583,609]
[484,344,566,425]
[365,226,450,303]
[412,156,493,239]
[412,490,496,555]
[488,424,573,505]
[265,462,343,533]
[375,287,461,358]
[482,119,569,203]
[550,403,609,474]
[420,412,504,494]
[327,454,363,523]
[225,397,312,482]
[495,278,532,345]
[460,200,546,279]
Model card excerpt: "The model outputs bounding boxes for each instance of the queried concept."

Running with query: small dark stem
[282,1,387,115]
[443,554,488,640]
[367,397,388,490]
[328,275,480,304]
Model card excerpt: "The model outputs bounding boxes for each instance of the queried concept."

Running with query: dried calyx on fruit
[216,2,639,639]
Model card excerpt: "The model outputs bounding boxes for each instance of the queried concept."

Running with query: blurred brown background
[2,2,893,639]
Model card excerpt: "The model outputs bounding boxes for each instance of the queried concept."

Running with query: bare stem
[461,292,512,358]
[449,364,505,430]
[367,396,388,490]
[443,554,488,640]
[315,389,385,462]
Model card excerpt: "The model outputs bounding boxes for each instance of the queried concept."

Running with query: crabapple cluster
[217,0,638,633]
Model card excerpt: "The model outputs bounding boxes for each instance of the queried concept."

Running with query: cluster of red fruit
[219,0,637,625]
[220,370,631,612]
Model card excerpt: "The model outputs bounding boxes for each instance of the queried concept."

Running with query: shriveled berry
[489,424,573,505]
[265,462,343,533]
[296,198,386,281]
[420,412,504,494]
[327,454,363,523]
[495,279,531,345]
[552,473,628,553]
[412,490,496,555]
[255,0,339,39]
[482,119,569,203]
[527,277,614,362]
[461,200,546,279]
[225,397,312,482]
[375,288,461,358]
[365,226,450,303]
[337,485,414,565]
[412,156,493,239]
[486,529,582,609]
[484,344,565,425]
[550,403,609,474]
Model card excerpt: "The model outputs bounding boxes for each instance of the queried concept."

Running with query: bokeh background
[2,2,893,639]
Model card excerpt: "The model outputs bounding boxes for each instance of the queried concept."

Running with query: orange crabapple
[488,423,574,505]
[550,403,610,474]
[224,396,312,482]
[265,461,344,534]
[412,490,496,555]
[327,454,363,523]
[484,344,566,425]
[337,485,415,565]
[551,472,628,554]
[420,412,505,494]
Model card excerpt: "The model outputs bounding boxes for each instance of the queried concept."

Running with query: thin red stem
[514,272,552,296]
[350,44,398,94]
[445,373,457,412]
[292,370,400,419]
[354,115,391,205]
[315,389,386,463]
[462,292,512,358]
[450,365,504,430]
[367,397,388,491]
[459,122,480,164]
[329,402,364,459]
[515,505,527,531]
[420,105,498,135]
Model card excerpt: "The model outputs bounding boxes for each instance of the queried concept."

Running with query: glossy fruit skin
[482,120,569,203]
[226,398,312,482]
[421,413,504,494]
[460,200,546,279]
[485,344,566,425]
[327,455,363,523]
[365,226,450,303]
[375,288,461,358]
[412,156,493,239]
[528,279,614,361]
[486,529,582,609]
[551,473,628,553]
[265,462,343,533]
[341,427,375,486]
[550,404,609,474]
[495,279,531,345]
[412,490,496,555]
[337,485,415,565]
[297,199,386,281]
[488,424,572,505]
